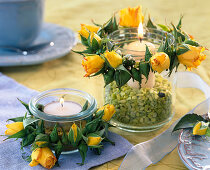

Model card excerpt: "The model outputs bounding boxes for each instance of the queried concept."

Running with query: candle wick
[61,103,64,107]
[139,37,143,43]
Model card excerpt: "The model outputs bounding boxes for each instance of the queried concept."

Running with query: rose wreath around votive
[76,5,206,87]
[3,99,116,169]
[74,5,207,129]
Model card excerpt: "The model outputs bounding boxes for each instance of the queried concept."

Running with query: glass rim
[29,88,97,122]
[108,27,175,54]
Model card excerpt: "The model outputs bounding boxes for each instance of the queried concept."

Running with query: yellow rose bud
[150,52,170,73]
[36,141,48,147]
[78,24,100,39]
[29,147,57,169]
[71,123,77,142]
[119,6,144,27]
[193,121,209,136]
[82,55,105,77]
[87,136,102,146]
[5,122,24,135]
[98,104,116,122]
[104,51,122,68]
[177,45,206,70]
[90,32,101,45]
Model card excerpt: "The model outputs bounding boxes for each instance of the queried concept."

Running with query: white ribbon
[119,72,210,170]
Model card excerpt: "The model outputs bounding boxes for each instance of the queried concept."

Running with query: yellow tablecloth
[1,0,210,169]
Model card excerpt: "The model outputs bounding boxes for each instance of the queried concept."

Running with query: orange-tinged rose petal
[178,45,206,69]
[38,148,57,169]
[29,160,39,167]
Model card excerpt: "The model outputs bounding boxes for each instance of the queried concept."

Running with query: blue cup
[0,0,44,49]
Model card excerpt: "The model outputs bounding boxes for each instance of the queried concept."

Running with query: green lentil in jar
[105,74,173,126]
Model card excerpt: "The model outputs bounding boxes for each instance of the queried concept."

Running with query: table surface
[1,0,210,169]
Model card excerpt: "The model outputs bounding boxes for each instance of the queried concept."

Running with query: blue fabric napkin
[0,73,133,170]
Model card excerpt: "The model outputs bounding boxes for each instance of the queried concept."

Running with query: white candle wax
[125,40,156,88]
[44,101,82,116]
[125,40,155,60]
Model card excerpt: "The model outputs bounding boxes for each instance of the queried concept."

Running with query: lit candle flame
[138,22,144,42]
[60,97,64,107]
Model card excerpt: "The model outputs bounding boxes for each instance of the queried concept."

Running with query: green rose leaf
[50,124,59,143]
[176,15,183,30]
[54,140,63,160]
[146,16,157,29]
[206,128,210,137]
[22,133,36,147]
[95,110,104,118]
[78,142,88,165]
[131,68,141,83]
[168,54,179,76]
[139,62,150,80]
[23,117,40,128]
[157,41,165,52]
[103,68,115,86]
[7,116,24,122]
[91,37,100,51]
[114,69,131,88]
[35,133,50,142]
[172,113,205,132]
[17,98,33,115]
[184,40,200,47]
[83,118,100,134]
[61,128,69,145]
[80,35,89,46]
[176,44,190,55]
[103,15,118,34]
[157,24,171,32]
[116,64,131,74]
[81,100,89,112]
[36,120,45,134]
[171,24,185,43]
[145,45,152,61]
[5,129,26,140]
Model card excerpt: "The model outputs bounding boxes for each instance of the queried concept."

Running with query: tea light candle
[125,40,155,60]
[44,98,82,116]
[126,22,156,88]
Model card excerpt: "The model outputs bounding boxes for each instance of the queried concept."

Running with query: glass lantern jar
[29,88,97,153]
[105,28,176,132]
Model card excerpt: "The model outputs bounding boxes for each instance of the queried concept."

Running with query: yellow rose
[90,32,101,45]
[98,104,116,122]
[29,147,57,169]
[78,24,100,39]
[193,121,209,136]
[82,55,105,77]
[5,122,24,135]
[119,6,144,27]
[87,136,102,146]
[177,45,206,70]
[104,51,122,68]
[150,52,170,73]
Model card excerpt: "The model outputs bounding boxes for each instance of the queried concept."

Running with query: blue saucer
[178,130,210,170]
[0,23,77,66]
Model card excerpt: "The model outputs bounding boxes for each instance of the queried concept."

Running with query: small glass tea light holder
[29,88,97,153]
[105,26,176,132]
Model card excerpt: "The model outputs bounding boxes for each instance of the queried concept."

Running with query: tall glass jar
[106,28,176,132]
